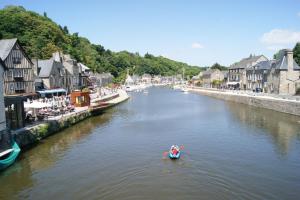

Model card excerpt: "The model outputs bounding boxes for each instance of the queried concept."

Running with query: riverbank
[12,91,130,150]
[187,87,300,116]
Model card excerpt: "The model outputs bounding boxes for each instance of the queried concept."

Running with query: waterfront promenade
[12,91,129,150]
[187,86,300,116]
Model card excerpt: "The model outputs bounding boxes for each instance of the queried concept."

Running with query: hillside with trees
[0,6,202,82]
[210,63,227,71]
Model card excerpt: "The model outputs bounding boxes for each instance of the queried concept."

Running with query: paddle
[162,151,169,158]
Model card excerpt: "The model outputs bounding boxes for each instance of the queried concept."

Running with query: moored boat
[0,141,21,171]
[90,89,129,114]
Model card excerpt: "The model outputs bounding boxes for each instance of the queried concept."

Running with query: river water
[1,87,300,200]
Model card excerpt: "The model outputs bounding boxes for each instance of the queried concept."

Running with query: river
[1,87,300,200]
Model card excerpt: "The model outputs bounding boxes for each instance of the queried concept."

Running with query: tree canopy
[0,6,202,82]
[273,44,300,66]
[293,43,300,65]
[210,63,227,71]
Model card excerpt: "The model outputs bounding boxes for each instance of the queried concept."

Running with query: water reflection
[226,102,300,155]
[0,110,114,200]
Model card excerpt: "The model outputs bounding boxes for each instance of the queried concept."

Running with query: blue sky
[1,0,300,67]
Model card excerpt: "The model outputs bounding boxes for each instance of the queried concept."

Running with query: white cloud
[191,42,204,49]
[261,29,300,45]
[266,45,285,51]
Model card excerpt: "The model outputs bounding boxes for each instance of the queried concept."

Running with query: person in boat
[172,148,179,156]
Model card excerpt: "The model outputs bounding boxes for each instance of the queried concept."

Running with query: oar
[163,151,169,157]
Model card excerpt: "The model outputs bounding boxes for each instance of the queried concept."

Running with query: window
[14,69,24,77]
[10,84,14,91]
[76,96,85,104]
[12,57,22,64]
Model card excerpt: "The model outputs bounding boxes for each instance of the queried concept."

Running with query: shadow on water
[0,110,115,200]
[225,101,300,155]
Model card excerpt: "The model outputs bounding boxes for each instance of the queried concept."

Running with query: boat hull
[169,151,180,159]
[0,141,21,171]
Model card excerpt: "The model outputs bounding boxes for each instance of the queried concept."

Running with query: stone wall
[13,109,92,149]
[189,88,300,116]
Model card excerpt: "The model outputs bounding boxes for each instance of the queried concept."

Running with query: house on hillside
[141,74,152,84]
[0,38,35,130]
[228,55,268,90]
[132,74,141,84]
[152,75,162,84]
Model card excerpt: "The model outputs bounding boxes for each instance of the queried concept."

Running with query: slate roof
[247,60,275,71]
[0,38,18,61]
[38,59,54,78]
[63,61,74,75]
[221,70,228,78]
[229,55,267,69]
[78,62,90,72]
[202,69,219,78]
[274,51,300,70]
[0,58,7,69]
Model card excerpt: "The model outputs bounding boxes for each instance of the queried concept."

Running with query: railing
[188,86,300,102]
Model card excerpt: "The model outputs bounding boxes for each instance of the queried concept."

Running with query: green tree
[211,63,227,71]
[0,5,202,83]
[293,43,300,65]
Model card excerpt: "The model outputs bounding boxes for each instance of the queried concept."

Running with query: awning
[37,88,67,95]
[24,101,52,109]
[226,82,240,85]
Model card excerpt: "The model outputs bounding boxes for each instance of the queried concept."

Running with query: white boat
[173,85,182,90]
[181,87,189,93]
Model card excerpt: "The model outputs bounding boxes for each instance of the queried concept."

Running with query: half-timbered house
[0,38,35,95]
[0,38,35,129]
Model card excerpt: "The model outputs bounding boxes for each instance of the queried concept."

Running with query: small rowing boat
[0,141,21,171]
[169,145,180,159]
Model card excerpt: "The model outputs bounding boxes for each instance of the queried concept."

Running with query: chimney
[285,49,293,72]
[52,52,63,63]
[32,58,39,76]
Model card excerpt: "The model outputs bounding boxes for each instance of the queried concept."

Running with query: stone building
[201,69,224,88]
[89,72,113,88]
[228,55,268,89]
[34,58,66,90]
[246,60,275,92]
[141,74,152,84]
[266,49,300,95]
[78,63,91,88]
[52,52,80,93]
